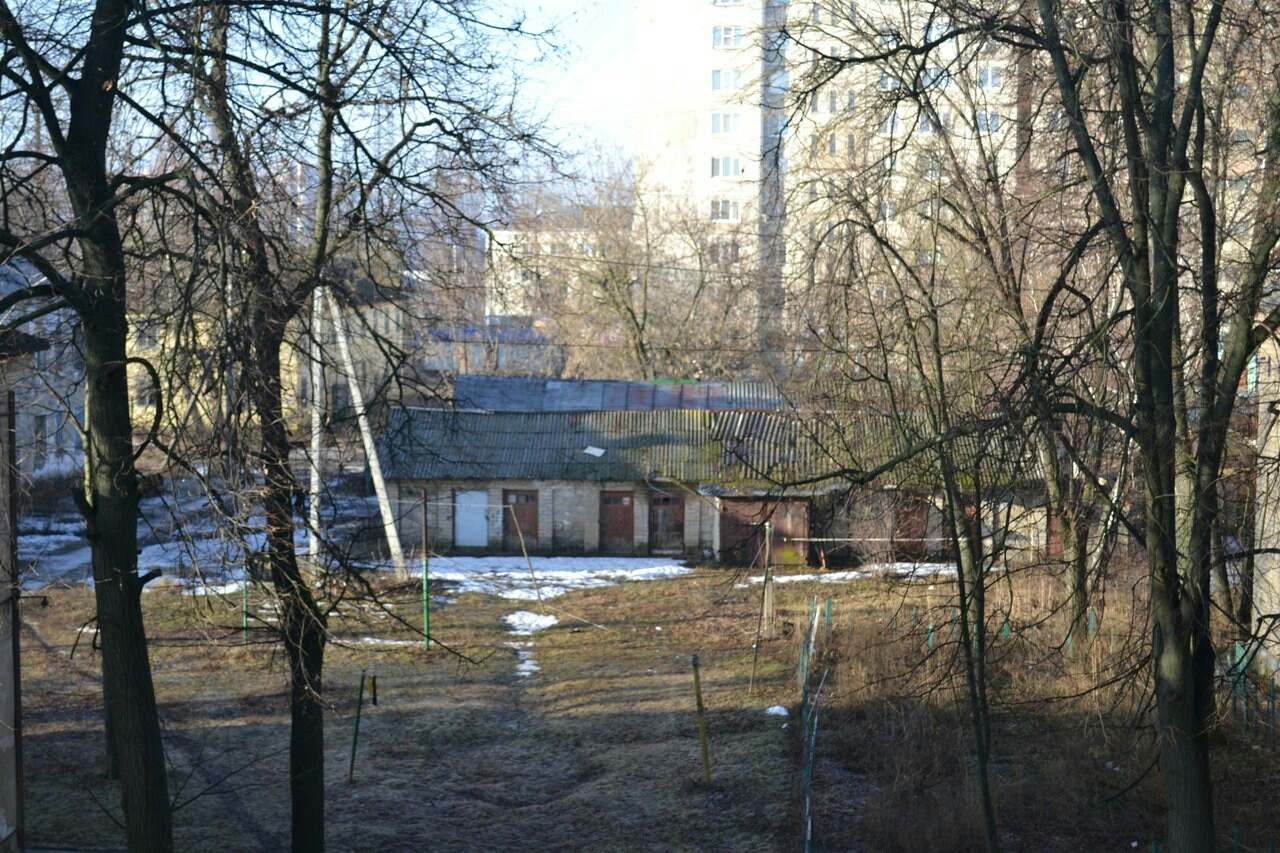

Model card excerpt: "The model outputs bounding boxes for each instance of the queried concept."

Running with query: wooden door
[502,490,538,551]
[599,491,635,554]
[720,498,810,566]
[892,498,928,561]
[649,493,685,554]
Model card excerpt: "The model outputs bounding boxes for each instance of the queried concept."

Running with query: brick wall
[390,478,717,557]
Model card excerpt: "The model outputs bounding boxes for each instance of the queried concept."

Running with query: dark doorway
[503,490,538,551]
[719,498,809,567]
[649,493,685,555]
[599,491,635,554]
[892,497,929,561]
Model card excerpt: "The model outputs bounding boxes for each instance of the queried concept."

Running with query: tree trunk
[1151,609,1216,852]
[82,304,174,851]
[253,315,328,853]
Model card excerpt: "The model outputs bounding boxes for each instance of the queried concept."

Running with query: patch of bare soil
[21,574,801,851]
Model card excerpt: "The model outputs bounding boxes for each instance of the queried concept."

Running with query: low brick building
[381,406,818,562]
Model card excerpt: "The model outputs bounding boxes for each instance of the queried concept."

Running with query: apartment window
[1231,129,1255,146]
[846,133,855,155]
[827,135,837,155]
[876,201,897,222]
[879,72,899,91]
[878,111,902,136]
[811,3,821,23]
[919,110,949,135]
[828,90,838,112]
[712,68,743,91]
[711,156,742,177]
[710,199,740,221]
[976,111,1001,134]
[847,91,856,111]
[923,67,950,89]
[710,241,741,264]
[923,18,951,42]
[920,154,942,179]
[713,26,744,48]
[711,112,740,133]
[978,66,1003,90]
[32,414,48,466]
[811,90,820,112]
[877,27,901,49]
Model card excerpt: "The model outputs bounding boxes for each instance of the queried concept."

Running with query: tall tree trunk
[1151,584,1216,852]
[252,315,327,853]
[82,287,174,851]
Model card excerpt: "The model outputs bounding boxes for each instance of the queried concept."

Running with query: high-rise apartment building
[632,0,1022,351]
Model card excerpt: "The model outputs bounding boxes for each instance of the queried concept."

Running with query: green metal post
[422,554,430,651]
[422,491,430,651]
[242,573,249,648]
[1002,618,1010,642]
[927,625,935,653]
[1088,607,1097,641]
[348,670,367,784]
[824,598,832,639]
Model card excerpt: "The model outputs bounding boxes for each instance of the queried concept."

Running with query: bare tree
[786,0,1280,846]
[0,0,179,846]
[491,163,764,380]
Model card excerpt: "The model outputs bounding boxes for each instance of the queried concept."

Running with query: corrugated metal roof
[382,408,821,486]
[382,406,1038,492]
[451,375,786,413]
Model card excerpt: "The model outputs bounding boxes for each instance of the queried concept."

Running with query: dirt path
[22,580,800,851]
[323,597,796,851]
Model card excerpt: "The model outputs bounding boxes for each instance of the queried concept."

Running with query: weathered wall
[1255,336,1280,669]
[389,479,717,557]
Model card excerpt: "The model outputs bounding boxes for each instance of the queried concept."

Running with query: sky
[518,0,637,156]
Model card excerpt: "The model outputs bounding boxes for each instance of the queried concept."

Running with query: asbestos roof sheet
[381,407,822,487]
[451,375,786,413]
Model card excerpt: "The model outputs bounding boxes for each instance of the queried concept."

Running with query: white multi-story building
[632,0,1022,353]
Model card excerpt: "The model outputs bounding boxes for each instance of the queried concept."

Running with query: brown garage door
[649,493,685,554]
[503,490,538,552]
[599,491,635,554]
[719,498,808,567]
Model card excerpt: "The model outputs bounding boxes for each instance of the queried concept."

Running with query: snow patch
[350,637,422,648]
[741,562,971,588]
[504,611,559,635]
[764,705,789,717]
[421,556,690,600]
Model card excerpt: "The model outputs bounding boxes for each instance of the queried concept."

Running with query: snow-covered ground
[17,480,379,590]
[425,555,690,600]
[740,562,967,587]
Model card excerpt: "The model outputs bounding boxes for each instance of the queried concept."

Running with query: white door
[454,490,489,548]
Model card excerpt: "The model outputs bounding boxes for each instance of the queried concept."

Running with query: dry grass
[765,561,1280,852]
[19,562,1280,851]
[20,571,796,851]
